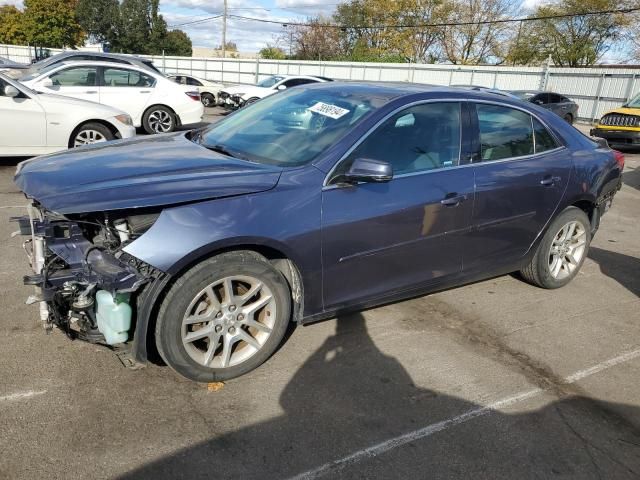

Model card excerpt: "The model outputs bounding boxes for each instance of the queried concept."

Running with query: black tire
[563,113,573,125]
[142,105,176,134]
[520,207,591,289]
[70,122,114,148]
[201,93,215,107]
[243,97,260,107]
[155,251,291,382]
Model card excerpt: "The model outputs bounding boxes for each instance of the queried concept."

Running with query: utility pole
[222,0,228,58]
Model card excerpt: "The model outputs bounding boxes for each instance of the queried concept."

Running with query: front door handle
[84,90,97,94]
[441,194,468,207]
[540,176,561,186]
[139,90,151,93]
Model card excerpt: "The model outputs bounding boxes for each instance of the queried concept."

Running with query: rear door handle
[540,176,561,186]
[441,194,468,206]
[140,90,151,93]
[84,90,97,94]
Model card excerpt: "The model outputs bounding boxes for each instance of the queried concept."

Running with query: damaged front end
[14,202,161,347]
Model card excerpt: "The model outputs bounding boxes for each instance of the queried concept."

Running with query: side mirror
[277,84,287,91]
[3,85,20,98]
[342,158,393,184]
[40,77,53,88]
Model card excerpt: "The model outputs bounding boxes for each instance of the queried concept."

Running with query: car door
[321,101,474,310]
[464,102,571,272]
[42,65,99,103]
[0,77,46,153]
[99,66,155,121]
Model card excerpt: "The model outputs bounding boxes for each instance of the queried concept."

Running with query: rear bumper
[176,102,205,126]
[590,128,640,148]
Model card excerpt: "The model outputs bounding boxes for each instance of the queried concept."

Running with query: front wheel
[563,113,573,125]
[143,106,176,134]
[201,93,215,107]
[155,251,291,382]
[520,207,591,289]
[71,122,114,148]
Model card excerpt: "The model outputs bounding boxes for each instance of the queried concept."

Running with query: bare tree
[438,0,519,64]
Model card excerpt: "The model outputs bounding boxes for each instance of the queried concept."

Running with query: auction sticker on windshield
[308,102,350,119]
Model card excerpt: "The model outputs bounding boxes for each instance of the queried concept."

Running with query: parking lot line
[288,347,640,480]
[0,390,47,402]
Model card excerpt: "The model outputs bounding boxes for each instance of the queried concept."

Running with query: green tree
[259,45,287,59]
[506,0,632,66]
[163,30,192,56]
[0,6,27,45]
[22,0,85,48]
[75,0,120,46]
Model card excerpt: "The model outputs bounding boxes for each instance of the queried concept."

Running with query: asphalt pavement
[0,116,639,479]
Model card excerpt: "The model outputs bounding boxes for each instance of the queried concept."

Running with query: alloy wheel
[181,275,277,369]
[148,109,173,133]
[548,220,587,279]
[73,130,107,147]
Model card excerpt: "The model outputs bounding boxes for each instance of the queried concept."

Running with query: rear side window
[186,77,203,86]
[533,118,558,153]
[477,104,534,161]
[103,67,155,87]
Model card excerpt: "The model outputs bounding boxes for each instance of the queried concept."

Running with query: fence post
[492,70,498,88]
[590,73,606,123]
[447,69,453,86]
[255,57,259,83]
[541,54,552,90]
[162,50,165,73]
[624,73,637,103]
[470,69,475,86]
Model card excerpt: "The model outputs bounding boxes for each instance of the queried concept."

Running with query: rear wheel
[71,122,114,148]
[243,97,260,107]
[201,93,215,107]
[143,106,176,134]
[520,207,591,289]
[155,251,291,382]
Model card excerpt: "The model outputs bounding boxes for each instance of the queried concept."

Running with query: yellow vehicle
[590,92,640,149]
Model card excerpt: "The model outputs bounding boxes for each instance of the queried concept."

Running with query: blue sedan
[14,83,624,382]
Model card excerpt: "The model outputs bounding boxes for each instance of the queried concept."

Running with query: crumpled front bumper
[13,203,146,333]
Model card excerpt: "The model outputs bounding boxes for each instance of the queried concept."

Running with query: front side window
[103,68,155,87]
[50,66,98,87]
[339,102,462,176]
[186,77,203,86]
[477,104,534,161]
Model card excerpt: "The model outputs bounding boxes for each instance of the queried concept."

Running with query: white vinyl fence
[3,43,639,122]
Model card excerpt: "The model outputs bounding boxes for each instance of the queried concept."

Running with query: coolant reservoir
[95,290,132,345]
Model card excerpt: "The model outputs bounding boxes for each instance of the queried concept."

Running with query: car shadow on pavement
[588,247,640,298]
[118,313,640,480]
[622,165,640,191]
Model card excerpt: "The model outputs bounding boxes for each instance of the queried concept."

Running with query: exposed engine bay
[14,202,162,346]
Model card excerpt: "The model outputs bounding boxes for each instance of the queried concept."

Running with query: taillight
[185,91,201,101]
[613,150,625,170]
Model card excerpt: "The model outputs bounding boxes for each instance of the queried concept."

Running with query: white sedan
[0,73,135,157]
[167,73,224,107]
[219,75,333,109]
[21,61,204,134]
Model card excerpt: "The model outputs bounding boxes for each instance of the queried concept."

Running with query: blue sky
[160,0,349,52]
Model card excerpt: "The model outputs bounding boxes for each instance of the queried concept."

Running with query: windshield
[196,87,382,166]
[20,63,60,82]
[626,92,640,108]
[257,76,284,88]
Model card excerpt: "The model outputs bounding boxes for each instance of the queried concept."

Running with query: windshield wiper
[203,143,248,161]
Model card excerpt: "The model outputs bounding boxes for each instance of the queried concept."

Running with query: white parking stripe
[288,347,640,480]
[0,390,47,402]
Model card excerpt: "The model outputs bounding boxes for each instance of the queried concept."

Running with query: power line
[169,6,639,31]
[227,7,640,29]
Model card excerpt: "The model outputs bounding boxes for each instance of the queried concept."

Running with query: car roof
[300,81,553,105]
[45,60,158,72]
[51,51,152,63]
